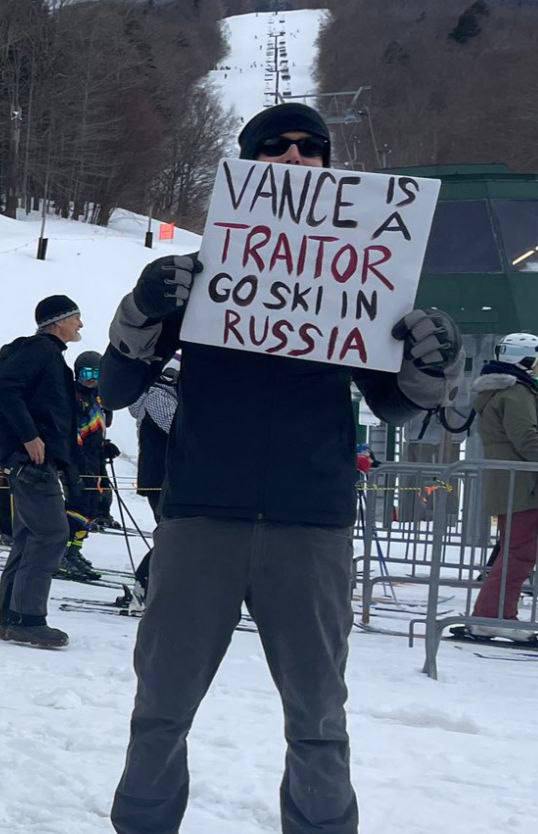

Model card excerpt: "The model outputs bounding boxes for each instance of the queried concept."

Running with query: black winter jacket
[0,333,78,469]
[101,313,423,527]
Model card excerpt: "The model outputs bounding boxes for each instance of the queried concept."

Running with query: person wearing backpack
[0,295,82,648]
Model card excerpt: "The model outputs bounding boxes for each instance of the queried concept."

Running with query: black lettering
[208,272,232,303]
[232,276,258,307]
[223,161,256,210]
[396,177,419,207]
[333,176,360,228]
[249,164,277,214]
[314,286,324,315]
[306,171,336,227]
[355,290,377,321]
[371,212,411,241]
[340,291,348,319]
[278,170,312,223]
[291,284,311,312]
[264,282,290,310]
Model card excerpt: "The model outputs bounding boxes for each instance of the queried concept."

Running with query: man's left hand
[392,308,462,373]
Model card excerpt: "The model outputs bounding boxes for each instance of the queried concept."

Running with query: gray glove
[392,308,462,373]
[133,254,203,320]
[392,308,464,409]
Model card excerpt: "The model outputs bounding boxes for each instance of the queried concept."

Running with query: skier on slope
[470,332,538,642]
[100,103,464,834]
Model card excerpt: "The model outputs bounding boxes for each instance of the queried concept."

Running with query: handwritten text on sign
[180,159,440,372]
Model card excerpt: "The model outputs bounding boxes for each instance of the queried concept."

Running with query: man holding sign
[102,104,463,834]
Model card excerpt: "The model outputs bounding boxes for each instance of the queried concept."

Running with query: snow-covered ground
[1,7,538,834]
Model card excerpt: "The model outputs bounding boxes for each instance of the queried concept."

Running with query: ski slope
[209,9,327,126]
[0,8,537,834]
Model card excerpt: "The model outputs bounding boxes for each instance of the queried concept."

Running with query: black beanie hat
[238,103,331,166]
[35,295,80,329]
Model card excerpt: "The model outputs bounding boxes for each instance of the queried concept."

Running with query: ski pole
[358,487,399,605]
[107,459,152,550]
[106,460,142,578]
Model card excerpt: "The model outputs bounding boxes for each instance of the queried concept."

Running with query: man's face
[256,131,325,167]
[55,313,83,344]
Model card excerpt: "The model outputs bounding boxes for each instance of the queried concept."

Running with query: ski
[92,566,136,580]
[447,625,538,650]
[54,595,128,609]
[473,651,538,662]
[58,601,257,633]
[59,602,140,618]
[367,605,453,618]
[94,528,152,539]
[53,574,126,590]
[353,621,410,638]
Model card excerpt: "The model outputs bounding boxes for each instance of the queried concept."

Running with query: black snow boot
[2,623,69,648]
[61,545,102,581]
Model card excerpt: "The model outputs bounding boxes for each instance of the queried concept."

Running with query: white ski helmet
[495,333,538,370]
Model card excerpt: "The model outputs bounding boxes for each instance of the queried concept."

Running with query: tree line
[316,0,538,172]
[0,0,236,230]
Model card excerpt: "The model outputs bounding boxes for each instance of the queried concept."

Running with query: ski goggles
[78,366,100,381]
[256,135,329,159]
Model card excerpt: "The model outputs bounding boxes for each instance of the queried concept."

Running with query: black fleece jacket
[101,313,422,527]
[0,333,78,469]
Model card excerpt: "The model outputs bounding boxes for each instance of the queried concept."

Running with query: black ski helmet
[75,350,102,379]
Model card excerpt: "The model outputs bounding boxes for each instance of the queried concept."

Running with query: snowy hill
[209,9,327,126]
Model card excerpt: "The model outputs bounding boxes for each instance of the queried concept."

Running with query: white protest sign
[180,159,440,372]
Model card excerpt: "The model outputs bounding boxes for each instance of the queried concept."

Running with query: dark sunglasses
[79,366,99,381]
[257,135,328,159]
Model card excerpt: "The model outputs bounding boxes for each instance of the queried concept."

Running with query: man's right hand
[133,254,203,319]
[24,437,45,465]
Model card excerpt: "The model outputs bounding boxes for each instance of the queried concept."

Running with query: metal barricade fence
[358,460,538,679]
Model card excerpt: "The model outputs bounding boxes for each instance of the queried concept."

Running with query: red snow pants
[473,508,538,619]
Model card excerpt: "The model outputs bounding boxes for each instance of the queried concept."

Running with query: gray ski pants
[111,516,359,834]
[0,463,69,618]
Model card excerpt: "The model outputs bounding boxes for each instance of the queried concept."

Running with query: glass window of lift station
[492,199,538,273]
[423,200,502,274]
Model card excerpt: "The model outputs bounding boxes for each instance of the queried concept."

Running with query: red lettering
[326,326,339,360]
[243,225,271,270]
[249,315,270,346]
[339,327,367,363]
[361,245,394,290]
[289,323,322,357]
[223,309,244,345]
[267,319,293,353]
[331,243,358,284]
[297,235,308,276]
[310,235,339,279]
[269,232,294,274]
[214,222,250,264]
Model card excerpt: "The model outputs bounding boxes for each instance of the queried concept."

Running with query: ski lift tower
[276,87,377,169]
